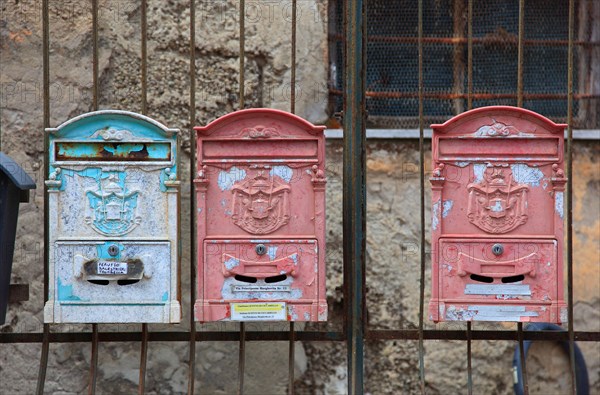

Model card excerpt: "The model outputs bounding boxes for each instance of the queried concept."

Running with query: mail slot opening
[265,274,287,283]
[235,275,257,283]
[87,280,109,286]
[501,275,525,283]
[470,274,494,283]
[117,280,140,286]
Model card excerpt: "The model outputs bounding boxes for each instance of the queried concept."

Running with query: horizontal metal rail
[2,330,598,343]
[329,88,600,100]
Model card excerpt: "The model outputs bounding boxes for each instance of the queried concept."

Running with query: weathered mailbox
[429,106,567,323]
[0,153,36,325]
[194,108,327,322]
[44,110,181,323]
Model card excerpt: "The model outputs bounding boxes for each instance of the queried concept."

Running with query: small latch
[255,244,267,256]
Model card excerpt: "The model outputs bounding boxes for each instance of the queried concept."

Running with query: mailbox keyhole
[491,243,504,256]
[108,244,119,256]
[255,244,267,255]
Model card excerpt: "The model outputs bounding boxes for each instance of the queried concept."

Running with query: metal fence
[0,1,599,394]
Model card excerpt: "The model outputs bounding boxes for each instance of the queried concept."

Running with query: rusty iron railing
[0,1,598,395]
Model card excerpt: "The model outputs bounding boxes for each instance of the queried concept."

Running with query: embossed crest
[85,173,142,236]
[467,166,529,233]
[231,167,291,234]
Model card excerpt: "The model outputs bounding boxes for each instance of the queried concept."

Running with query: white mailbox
[44,110,181,323]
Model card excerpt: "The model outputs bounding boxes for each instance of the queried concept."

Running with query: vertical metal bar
[417,0,426,393]
[288,322,296,395]
[89,1,100,393]
[290,0,297,115]
[516,2,528,394]
[517,322,529,395]
[466,2,474,393]
[238,322,246,395]
[237,2,247,394]
[343,0,367,393]
[566,0,577,393]
[37,0,51,392]
[138,1,149,392]
[89,324,99,395]
[466,321,473,395]
[141,0,148,115]
[138,324,149,395]
[516,0,525,107]
[288,2,298,394]
[467,0,473,110]
[92,0,99,110]
[238,0,245,110]
[187,0,197,394]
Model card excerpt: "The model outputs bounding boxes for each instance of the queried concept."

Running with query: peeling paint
[217,166,246,191]
[442,200,453,218]
[269,165,293,183]
[455,161,470,168]
[224,257,240,270]
[473,163,486,183]
[490,200,504,212]
[162,291,169,301]
[555,191,564,219]
[511,164,544,186]
[57,278,82,301]
[267,246,278,261]
[432,200,441,230]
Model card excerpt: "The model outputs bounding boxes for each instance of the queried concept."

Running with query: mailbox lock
[255,244,267,256]
[108,244,120,257]
[491,243,504,256]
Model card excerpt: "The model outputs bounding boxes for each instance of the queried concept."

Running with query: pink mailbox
[194,108,327,322]
[429,106,567,323]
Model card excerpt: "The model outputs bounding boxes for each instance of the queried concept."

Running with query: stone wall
[1,0,598,394]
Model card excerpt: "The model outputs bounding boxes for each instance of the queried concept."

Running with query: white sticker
[230,302,287,321]
[97,261,128,275]
[232,285,291,292]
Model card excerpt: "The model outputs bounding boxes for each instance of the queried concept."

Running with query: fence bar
[517,322,529,395]
[138,324,149,395]
[567,0,577,393]
[238,0,245,109]
[4,330,599,344]
[36,0,51,392]
[343,0,367,393]
[187,0,197,394]
[89,324,99,395]
[238,322,246,395]
[138,1,150,392]
[466,2,474,392]
[288,2,298,393]
[417,0,426,392]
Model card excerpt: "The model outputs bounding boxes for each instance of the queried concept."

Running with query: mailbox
[429,106,567,323]
[0,153,36,325]
[44,110,181,323]
[194,108,327,322]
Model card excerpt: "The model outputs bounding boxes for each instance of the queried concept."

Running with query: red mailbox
[429,106,567,323]
[194,109,327,322]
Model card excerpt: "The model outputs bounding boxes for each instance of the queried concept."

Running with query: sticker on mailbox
[97,261,128,275]
[230,302,287,321]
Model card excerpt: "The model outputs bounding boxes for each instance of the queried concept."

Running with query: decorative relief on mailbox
[231,167,291,235]
[194,108,327,322]
[44,110,180,324]
[466,166,528,234]
[85,173,141,236]
[430,106,567,324]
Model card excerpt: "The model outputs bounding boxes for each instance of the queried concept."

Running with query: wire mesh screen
[329,0,597,129]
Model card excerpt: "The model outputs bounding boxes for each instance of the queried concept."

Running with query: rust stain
[9,29,32,43]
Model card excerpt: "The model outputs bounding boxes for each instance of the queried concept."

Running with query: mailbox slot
[54,141,172,162]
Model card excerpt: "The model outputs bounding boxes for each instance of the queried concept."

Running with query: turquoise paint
[57,278,82,301]
[103,143,144,155]
[162,292,169,302]
[159,166,177,192]
[96,242,124,259]
[146,143,171,159]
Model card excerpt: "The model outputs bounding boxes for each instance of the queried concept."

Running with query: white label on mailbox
[97,261,128,275]
[230,302,287,321]
[232,285,291,292]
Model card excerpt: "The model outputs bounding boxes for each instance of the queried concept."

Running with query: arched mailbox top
[194,108,326,138]
[47,110,178,140]
[431,106,567,136]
